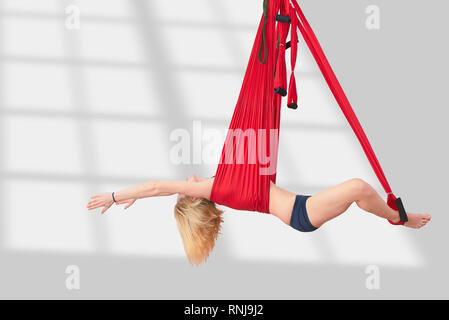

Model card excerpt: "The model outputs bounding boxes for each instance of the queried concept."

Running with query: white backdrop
[0,0,447,299]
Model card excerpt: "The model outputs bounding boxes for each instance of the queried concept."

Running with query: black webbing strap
[258,0,269,64]
[274,87,287,97]
[275,14,291,23]
[395,197,409,223]
[286,39,299,50]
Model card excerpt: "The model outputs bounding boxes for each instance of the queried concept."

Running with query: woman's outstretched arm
[86,178,213,214]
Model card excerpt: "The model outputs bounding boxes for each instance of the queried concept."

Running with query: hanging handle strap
[273,0,291,97]
[290,0,407,225]
[258,0,269,64]
[287,4,299,109]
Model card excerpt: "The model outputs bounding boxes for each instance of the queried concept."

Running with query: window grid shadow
[0,0,419,269]
[0,0,373,256]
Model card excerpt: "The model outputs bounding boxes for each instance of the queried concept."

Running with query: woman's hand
[87,192,114,214]
[116,199,136,210]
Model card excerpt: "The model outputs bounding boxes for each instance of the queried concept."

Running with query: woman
[87,175,431,265]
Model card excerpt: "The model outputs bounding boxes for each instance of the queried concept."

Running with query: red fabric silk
[210,0,282,213]
[211,0,402,224]
[290,0,402,224]
[287,4,299,107]
[274,0,291,95]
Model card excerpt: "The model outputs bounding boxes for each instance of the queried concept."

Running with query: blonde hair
[174,197,224,266]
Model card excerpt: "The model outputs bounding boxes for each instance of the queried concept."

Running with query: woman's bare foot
[402,213,431,229]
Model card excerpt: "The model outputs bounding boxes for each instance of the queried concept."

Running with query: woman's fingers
[115,199,136,209]
[87,201,98,208]
[87,200,102,207]
[88,203,103,210]
[101,204,111,214]
[87,193,117,213]
[124,202,133,209]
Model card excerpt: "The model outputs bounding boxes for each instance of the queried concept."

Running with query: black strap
[111,192,116,203]
[263,0,269,17]
[395,197,408,223]
[286,39,299,50]
[274,87,287,97]
[275,14,291,23]
[258,0,269,64]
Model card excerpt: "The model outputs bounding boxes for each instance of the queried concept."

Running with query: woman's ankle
[388,213,401,223]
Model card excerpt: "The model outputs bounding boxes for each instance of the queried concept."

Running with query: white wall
[0,0,447,299]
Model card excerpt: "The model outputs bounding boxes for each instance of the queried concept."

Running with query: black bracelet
[111,192,116,203]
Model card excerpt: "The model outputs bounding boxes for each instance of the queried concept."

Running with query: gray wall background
[0,0,447,299]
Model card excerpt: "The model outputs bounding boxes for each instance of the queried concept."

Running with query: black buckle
[275,14,291,23]
[287,103,298,110]
[286,40,299,50]
[395,197,409,223]
[274,87,287,97]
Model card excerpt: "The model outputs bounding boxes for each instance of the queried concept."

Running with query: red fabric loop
[287,4,299,107]
[273,0,291,95]
[387,193,404,225]
[287,72,297,107]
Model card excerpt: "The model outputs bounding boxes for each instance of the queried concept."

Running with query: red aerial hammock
[210,0,408,225]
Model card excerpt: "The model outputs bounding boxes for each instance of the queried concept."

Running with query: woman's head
[174,196,223,266]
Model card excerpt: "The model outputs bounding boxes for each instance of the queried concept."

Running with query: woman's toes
[403,213,430,229]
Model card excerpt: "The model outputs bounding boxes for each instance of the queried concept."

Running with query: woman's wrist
[112,191,126,203]
[111,192,117,203]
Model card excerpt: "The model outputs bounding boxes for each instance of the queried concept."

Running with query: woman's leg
[306,178,431,229]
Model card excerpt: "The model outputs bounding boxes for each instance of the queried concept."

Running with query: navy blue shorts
[290,195,317,232]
